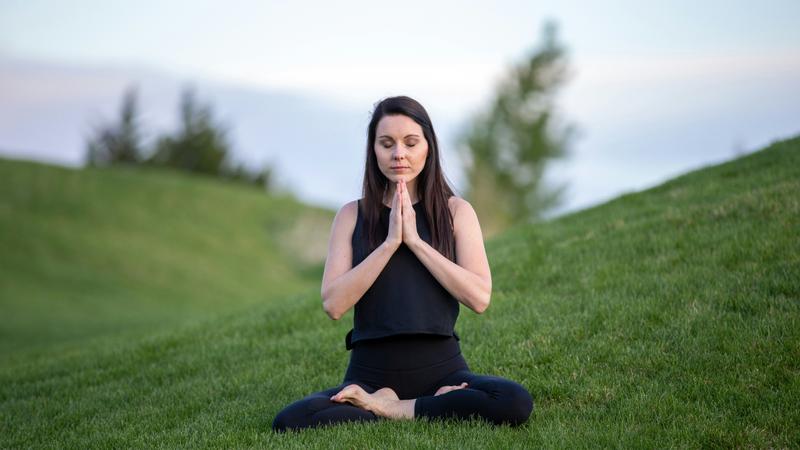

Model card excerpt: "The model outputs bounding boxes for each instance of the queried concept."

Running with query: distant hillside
[0,159,334,356]
[0,136,798,448]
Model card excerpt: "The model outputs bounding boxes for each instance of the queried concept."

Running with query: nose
[391,144,407,160]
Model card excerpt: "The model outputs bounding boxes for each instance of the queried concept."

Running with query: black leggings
[272,333,533,432]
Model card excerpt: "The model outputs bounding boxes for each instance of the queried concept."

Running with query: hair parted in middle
[360,95,457,262]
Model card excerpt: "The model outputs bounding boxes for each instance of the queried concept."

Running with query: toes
[330,387,347,401]
[331,384,364,401]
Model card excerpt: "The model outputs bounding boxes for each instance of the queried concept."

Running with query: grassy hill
[1,136,798,448]
[0,160,334,357]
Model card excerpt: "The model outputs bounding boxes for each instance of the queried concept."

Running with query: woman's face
[374,114,429,185]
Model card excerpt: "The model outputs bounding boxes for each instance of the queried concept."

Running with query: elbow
[321,284,350,321]
[320,286,339,321]
[472,294,491,314]
[473,283,492,314]
[321,291,343,321]
[322,300,342,321]
[469,293,490,314]
[322,300,342,320]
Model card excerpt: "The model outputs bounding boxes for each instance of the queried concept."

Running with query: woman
[272,96,533,432]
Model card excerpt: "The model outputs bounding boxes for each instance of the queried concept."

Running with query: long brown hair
[360,96,457,261]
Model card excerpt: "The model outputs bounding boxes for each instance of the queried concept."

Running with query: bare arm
[320,199,402,320]
[406,197,492,314]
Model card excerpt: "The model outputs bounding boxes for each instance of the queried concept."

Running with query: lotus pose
[272,96,533,432]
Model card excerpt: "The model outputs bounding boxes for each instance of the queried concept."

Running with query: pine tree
[148,86,230,175]
[85,86,143,166]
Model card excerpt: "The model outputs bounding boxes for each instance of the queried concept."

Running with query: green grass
[0,161,333,358]
[1,135,799,448]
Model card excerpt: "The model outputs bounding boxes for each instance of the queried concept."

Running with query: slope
[1,135,798,448]
[0,160,333,356]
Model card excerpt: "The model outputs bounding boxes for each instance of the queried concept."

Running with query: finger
[401,180,412,209]
[396,182,402,212]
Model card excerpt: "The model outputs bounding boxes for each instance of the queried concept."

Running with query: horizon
[1,0,799,217]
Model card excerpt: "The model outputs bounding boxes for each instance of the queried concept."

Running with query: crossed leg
[328,381,471,420]
[413,370,534,426]
[322,371,532,427]
[272,380,472,432]
[272,381,381,432]
[272,371,533,432]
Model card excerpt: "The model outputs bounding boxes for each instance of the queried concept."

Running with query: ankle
[385,399,415,420]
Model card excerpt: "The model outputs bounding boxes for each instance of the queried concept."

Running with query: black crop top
[344,198,460,350]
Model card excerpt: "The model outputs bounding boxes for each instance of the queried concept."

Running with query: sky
[1,0,799,217]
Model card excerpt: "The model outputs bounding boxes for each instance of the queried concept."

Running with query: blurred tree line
[85,20,573,221]
[458,20,577,237]
[85,85,274,191]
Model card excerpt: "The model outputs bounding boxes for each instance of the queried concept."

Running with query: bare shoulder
[339,199,359,216]
[326,200,359,257]
[447,196,479,233]
[323,200,360,292]
[447,195,474,218]
[334,199,359,228]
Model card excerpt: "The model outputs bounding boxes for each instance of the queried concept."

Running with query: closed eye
[381,143,417,148]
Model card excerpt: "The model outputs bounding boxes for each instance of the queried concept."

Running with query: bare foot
[434,382,468,396]
[373,387,400,403]
[330,385,414,419]
[330,384,399,417]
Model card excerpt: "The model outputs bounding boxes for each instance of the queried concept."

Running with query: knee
[272,399,317,433]
[272,410,290,433]
[271,407,295,433]
[496,381,534,426]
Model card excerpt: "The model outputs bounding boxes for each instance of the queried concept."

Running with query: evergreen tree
[85,86,143,166]
[458,20,576,236]
[148,86,230,175]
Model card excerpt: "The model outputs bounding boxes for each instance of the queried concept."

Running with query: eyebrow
[378,134,421,139]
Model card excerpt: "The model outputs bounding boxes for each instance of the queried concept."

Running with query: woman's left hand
[399,179,421,247]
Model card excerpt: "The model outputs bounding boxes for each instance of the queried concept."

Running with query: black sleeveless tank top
[344,198,460,350]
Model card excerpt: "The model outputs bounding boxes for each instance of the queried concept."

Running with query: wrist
[383,239,401,252]
[405,236,423,251]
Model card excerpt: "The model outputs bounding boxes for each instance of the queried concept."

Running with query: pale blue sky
[3,1,799,62]
[3,0,798,98]
[1,0,799,216]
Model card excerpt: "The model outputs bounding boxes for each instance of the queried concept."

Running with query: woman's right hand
[385,182,402,250]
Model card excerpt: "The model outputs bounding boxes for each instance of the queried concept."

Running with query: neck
[385,178,419,205]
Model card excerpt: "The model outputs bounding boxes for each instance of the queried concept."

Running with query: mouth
[391,167,410,171]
